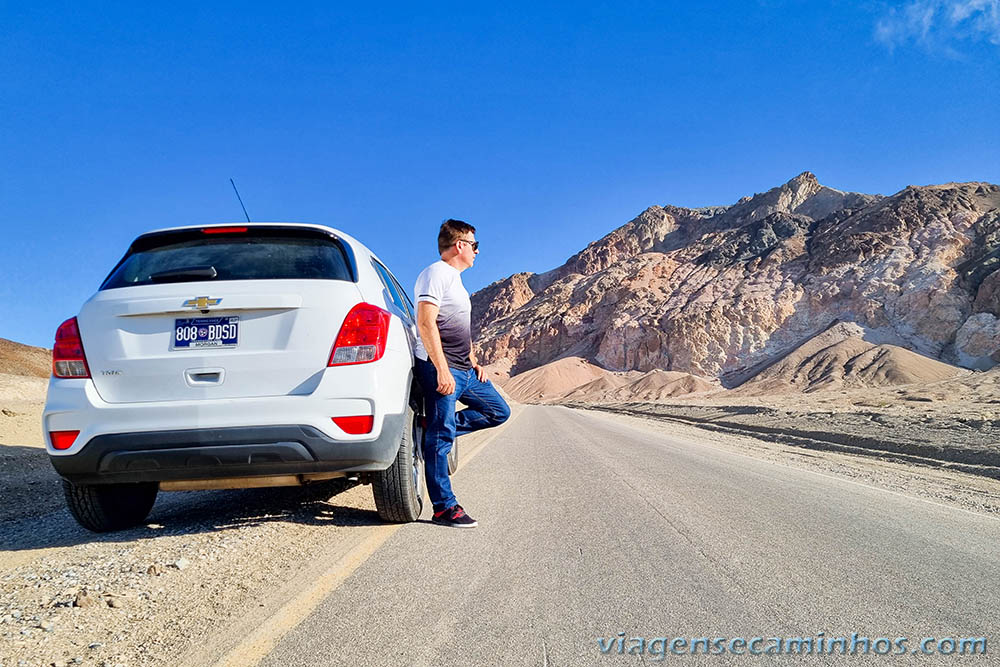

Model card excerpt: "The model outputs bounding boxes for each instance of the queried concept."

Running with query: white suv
[43,223,426,531]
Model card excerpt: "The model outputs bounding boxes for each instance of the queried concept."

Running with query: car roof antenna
[229,178,252,223]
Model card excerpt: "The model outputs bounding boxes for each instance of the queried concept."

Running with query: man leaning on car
[412,219,510,528]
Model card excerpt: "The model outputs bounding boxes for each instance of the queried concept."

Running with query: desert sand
[501,356,613,402]
[500,322,979,409]
[495,337,1000,471]
[604,369,718,402]
[0,372,47,447]
[731,322,968,395]
[0,338,50,447]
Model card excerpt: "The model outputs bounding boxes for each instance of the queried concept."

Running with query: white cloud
[875,0,1000,51]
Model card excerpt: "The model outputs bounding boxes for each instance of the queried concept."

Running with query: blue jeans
[413,357,511,512]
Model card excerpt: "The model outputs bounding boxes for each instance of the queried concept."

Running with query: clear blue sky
[2,1,998,348]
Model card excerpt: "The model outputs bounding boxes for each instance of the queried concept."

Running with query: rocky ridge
[0,338,51,379]
[472,173,1000,385]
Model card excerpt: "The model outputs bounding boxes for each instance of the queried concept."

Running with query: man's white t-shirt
[413,260,473,370]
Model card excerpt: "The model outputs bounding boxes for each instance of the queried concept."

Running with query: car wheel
[62,480,159,532]
[372,406,425,522]
[447,439,458,475]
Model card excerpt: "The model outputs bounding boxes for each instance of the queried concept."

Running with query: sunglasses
[458,239,480,251]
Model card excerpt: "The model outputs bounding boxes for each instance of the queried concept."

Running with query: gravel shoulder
[566,381,1000,478]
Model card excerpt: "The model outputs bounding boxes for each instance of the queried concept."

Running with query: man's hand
[473,363,488,382]
[417,302,455,394]
[436,367,456,395]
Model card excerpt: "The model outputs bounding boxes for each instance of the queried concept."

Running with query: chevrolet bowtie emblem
[183,296,222,309]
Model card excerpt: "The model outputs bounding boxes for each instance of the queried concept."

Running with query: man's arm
[416,301,456,395]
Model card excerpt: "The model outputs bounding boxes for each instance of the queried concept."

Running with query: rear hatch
[78,225,363,403]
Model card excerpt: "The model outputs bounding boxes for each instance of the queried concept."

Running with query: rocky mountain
[472,173,1000,386]
[0,338,51,378]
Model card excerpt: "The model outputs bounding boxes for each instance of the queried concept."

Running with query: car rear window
[100,227,356,290]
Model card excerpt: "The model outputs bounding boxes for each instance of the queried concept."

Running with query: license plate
[173,316,239,349]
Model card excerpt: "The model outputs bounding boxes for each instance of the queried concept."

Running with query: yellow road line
[213,523,400,667]
[213,404,522,667]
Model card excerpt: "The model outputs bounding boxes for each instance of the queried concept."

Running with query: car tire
[447,439,458,475]
[372,406,425,522]
[62,480,159,532]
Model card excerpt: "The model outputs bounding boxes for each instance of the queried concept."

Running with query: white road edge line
[212,405,523,667]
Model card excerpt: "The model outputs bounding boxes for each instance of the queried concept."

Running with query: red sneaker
[432,504,478,528]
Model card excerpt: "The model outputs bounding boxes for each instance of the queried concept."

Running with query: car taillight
[328,303,391,366]
[53,317,91,378]
[49,430,80,450]
[332,416,374,435]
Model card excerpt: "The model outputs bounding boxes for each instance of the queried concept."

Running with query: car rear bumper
[50,415,407,485]
[44,372,407,447]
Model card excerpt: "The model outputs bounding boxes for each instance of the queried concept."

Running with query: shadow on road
[0,473,384,554]
[0,443,66,522]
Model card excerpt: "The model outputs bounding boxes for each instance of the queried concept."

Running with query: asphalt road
[260,405,1000,666]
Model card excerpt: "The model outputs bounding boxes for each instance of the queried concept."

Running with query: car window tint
[372,261,411,321]
[387,271,414,317]
[373,261,406,316]
[101,233,353,289]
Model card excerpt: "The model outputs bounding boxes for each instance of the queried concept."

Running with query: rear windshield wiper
[149,266,219,283]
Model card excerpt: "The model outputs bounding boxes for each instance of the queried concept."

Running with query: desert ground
[4,339,1000,665]
[494,353,1000,478]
